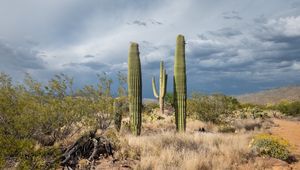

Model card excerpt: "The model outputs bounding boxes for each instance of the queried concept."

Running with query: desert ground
[81,109,300,170]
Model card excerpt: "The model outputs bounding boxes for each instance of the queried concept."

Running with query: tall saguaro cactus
[128,42,142,136]
[152,61,167,114]
[174,35,187,132]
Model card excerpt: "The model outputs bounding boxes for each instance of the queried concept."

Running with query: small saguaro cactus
[152,61,167,114]
[113,98,123,132]
[174,34,187,132]
[127,42,142,136]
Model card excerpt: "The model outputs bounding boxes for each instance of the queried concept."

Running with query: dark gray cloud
[149,19,163,25]
[209,27,242,37]
[0,0,300,97]
[222,11,243,20]
[131,20,147,26]
[127,19,163,27]
[185,15,300,95]
[63,61,108,70]
[0,40,45,70]
[291,1,300,8]
[84,55,95,58]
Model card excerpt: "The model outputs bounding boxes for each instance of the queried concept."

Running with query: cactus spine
[127,42,142,136]
[152,61,167,114]
[174,35,187,132]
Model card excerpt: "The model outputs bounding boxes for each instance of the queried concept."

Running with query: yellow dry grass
[124,131,251,170]
[112,114,253,169]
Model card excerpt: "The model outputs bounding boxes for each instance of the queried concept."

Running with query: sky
[0,0,300,98]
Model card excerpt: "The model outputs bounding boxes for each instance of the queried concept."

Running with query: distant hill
[236,86,300,105]
[143,98,158,104]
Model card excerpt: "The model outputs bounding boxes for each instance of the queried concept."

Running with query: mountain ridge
[236,85,300,105]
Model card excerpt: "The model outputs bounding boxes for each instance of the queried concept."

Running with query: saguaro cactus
[152,61,167,114]
[113,98,123,132]
[127,42,142,136]
[174,35,187,132]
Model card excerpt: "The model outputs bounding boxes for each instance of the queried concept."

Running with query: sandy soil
[271,118,300,169]
[271,119,300,156]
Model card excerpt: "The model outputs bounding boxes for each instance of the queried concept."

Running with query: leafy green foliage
[114,97,128,132]
[238,107,268,119]
[165,92,174,106]
[187,92,240,123]
[0,72,124,168]
[0,135,61,169]
[250,134,290,160]
[272,101,300,116]
[143,102,159,114]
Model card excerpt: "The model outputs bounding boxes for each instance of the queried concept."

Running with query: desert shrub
[187,92,240,123]
[143,112,165,123]
[103,128,122,150]
[235,106,268,119]
[0,72,124,168]
[114,99,123,132]
[250,134,290,160]
[143,102,159,114]
[0,135,61,169]
[272,101,300,116]
[240,103,266,110]
[165,92,174,107]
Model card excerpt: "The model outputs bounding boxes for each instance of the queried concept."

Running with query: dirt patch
[271,119,300,155]
[271,118,300,169]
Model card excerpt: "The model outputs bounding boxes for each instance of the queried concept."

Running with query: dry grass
[123,131,252,170]
[115,114,257,169]
[92,116,299,170]
[233,118,262,131]
[112,115,281,169]
[89,114,297,170]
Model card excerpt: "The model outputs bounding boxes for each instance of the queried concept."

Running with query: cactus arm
[152,77,159,98]
[161,69,167,97]
[152,60,168,114]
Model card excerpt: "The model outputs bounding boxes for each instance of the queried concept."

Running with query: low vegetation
[0,71,298,169]
[0,72,125,168]
[250,134,291,161]
[127,132,251,170]
[271,101,300,116]
[187,92,240,123]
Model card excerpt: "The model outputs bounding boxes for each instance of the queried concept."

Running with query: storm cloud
[0,0,299,97]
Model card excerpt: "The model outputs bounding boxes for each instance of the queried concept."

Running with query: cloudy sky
[0,0,300,97]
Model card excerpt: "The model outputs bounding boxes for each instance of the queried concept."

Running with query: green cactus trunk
[113,98,123,132]
[152,61,167,114]
[128,42,142,136]
[174,35,187,132]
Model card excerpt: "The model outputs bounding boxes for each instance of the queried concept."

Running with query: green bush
[0,135,61,169]
[165,92,174,107]
[250,134,290,161]
[143,102,159,114]
[237,107,268,119]
[272,101,300,116]
[187,92,240,123]
[0,72,125,168]
[114,97,128,132]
